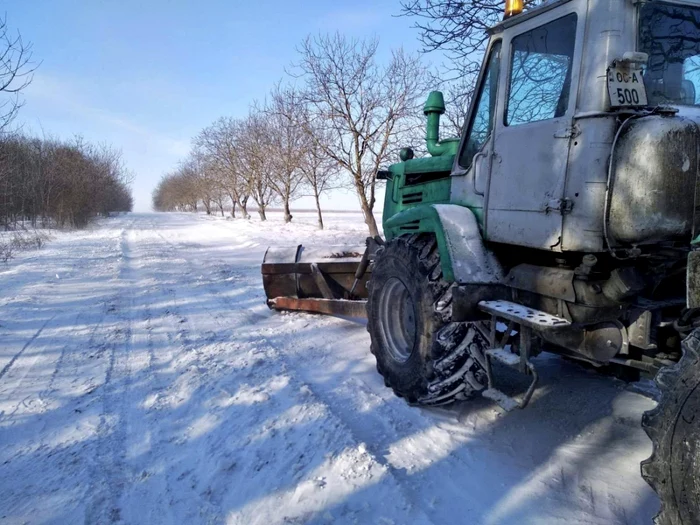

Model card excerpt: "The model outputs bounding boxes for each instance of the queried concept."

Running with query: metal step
[486,347,521,367]
[483,388,520,412]
[483,347,538,411]
[478,300,570,331]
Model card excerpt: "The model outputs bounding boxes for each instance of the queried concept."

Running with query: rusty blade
[269,296,367,318]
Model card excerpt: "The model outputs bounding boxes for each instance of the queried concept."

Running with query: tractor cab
[384,0,700,255]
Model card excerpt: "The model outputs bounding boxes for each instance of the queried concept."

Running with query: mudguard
[384,204,504,284]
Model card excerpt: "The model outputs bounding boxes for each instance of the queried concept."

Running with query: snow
[0,211,660,524]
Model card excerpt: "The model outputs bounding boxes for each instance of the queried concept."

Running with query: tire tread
[368,233,487,405]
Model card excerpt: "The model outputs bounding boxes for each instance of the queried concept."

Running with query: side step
[477,300,566,412]
[478,300,570,330]
[482,347,540,412]
[487,347,521,367]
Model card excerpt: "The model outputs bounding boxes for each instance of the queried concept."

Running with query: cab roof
[488,0,700,36]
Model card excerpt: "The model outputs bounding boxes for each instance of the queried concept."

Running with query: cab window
[506,14,577,126]
[640,2,700,106]
[459,41,502,169]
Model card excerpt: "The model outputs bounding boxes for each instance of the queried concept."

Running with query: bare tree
[152,167,199,212]
[237,112,276,221]
[187,150,226,216]
[0,15,36,132]
[264,85,307,223]
[295,34,430,236]
[299,124,338,230]
[194,117,251,219]
[206,161,230,217]
[400,0,545,121]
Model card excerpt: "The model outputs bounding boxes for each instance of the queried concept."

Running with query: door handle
[472,151,488,196]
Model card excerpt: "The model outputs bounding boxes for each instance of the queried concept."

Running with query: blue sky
[7,0,430,212]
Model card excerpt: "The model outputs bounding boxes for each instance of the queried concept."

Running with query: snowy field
[0,211,660,524]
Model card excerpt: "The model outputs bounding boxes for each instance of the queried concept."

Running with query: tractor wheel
[642,328,700,524]
[366,233,488,406]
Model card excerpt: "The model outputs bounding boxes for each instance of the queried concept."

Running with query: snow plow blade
[269,297,368,318]
[261,244,371,317]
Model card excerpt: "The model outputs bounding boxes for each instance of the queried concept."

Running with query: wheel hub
[378,277,417,363]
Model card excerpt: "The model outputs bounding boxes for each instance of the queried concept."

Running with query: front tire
[366,233,488,405]
[642,329,700,524]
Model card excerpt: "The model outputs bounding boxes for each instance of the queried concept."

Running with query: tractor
[261,0,700,522]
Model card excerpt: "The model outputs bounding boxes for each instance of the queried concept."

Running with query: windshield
[639,2,700,106]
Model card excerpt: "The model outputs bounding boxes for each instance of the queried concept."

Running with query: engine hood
[607,108,700,247]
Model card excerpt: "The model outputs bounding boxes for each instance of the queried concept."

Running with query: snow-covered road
[0,212,660,524]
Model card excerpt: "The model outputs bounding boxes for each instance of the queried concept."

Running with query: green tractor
[262,0,700,522]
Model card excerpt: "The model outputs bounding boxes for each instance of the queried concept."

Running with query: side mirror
[377,170,393,181]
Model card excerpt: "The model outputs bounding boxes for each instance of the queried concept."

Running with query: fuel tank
[607,111,700,246]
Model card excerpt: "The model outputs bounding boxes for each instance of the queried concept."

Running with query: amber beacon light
[504,0,524,18]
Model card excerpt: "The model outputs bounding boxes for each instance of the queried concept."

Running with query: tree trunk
[358,192,379,237]
[313,186,324,230]
[219,202,224,216]
[239,198,250,219]
[258,206,267,221]
[283,197,292,223]
[231,200,236,218]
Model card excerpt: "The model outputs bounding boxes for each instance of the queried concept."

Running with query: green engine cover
[379,90,489,283]
[382,154,454,240]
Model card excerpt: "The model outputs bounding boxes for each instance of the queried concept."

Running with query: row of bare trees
[152,106,337,229]
[154,33,430,236]
[0,15,133,231]
[0,134,133,229]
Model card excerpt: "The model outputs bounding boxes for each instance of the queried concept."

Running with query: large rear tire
[642,329,700,524]
[366,233,488,406]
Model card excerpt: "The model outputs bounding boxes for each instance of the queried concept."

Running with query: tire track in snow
[0,215,139,523]
[0,314,57,382]
[106,219,227,523]
[34,307,107,423]
[3,311,92,421]
[85,225,138,524]
[108,222,178,524]
[151,227,268,328]
[123,298,179,525]
[0,309,112,512]
[282,338,487,523]
[148,218,433,523]
[127,219,231,522]
[0,218,127,421]
[38,310,104,398]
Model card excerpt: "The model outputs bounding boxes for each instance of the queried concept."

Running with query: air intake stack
[423,91,460,157]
